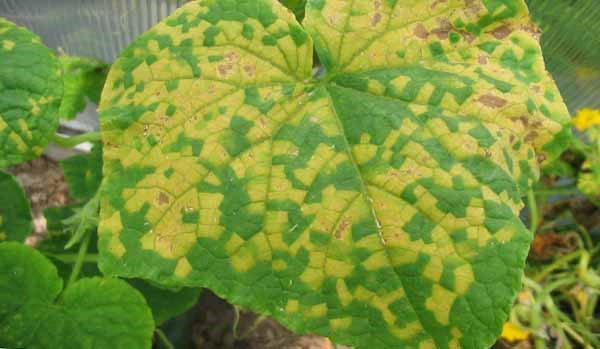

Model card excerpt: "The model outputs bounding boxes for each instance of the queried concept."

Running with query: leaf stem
[66,230,91,288]
[155,328,174,349]
[232,306,241,339]
[532,250,583,283]
[46,253,98,264]
[239,314,267,340]
[527,188,540,233]
[53,132,101,148]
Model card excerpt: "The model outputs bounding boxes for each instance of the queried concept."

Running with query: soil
[8,156,71,245]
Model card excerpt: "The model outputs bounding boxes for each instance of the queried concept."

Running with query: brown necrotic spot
[524,131,538,143]
[460,30,475,43]
[224,51,239,62]
[491,25,512,39]
[243,64,256,77]
[217,63,233,77]
[371,12,382,27]
[335,218,351,240]
[414,24,429,39]
[478,94,507,108]
[478,54,488,64]
[158,192,170,205]
[431,19,452,40]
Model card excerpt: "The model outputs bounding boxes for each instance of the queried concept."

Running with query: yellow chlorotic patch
[425,285,456,325]
[2,39,14,51]
[175,257,193,278]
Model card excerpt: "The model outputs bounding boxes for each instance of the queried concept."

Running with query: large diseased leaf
[0,171,32,242]
[0,18,62,168]
[97,1,570,348]
[0,242,154,349]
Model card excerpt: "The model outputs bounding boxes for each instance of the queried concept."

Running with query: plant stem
[53,132,101,148]
[66,231,91,288]
[232,306,241,339]
[155,328,174,349]
[532,250,583,283]
[239,315,267,340]
[527,188,540,233]
[46,253,98,264]
[534,186,579,196]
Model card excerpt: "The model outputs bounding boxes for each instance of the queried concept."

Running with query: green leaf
[129,279,201,325]
[0,18,62,168]
[96,1,571,348]
[60,143,103,201]
[280,0,306,20]
[0,242,154,349]
[59,56,109,120]
[0,171,32,242]
[62,193,100,249]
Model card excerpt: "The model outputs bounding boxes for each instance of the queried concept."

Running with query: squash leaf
[59,56,109,120]
[129,279,202,325]
[0,18,62,168]
[0,242,154,349]
[97,1,570,348]
[0,171,32,242]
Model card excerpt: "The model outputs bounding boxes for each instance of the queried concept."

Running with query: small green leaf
[60,143,103,201]
[129,279,201,325]
[59,56,109,120]
[97,1,571,348]
[0,171,32,242]
[0,18,62,168]
[44,204,82,236]
[0,242,154,349]
[63,193,100,249]
[280,0,306,20]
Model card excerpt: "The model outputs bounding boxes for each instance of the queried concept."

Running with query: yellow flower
[573,108,600,131]
[501,322,530,342]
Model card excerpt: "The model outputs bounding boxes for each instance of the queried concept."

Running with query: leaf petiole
[66,230,91,288]
[46,253,98,264]
[52,132,101,148]
[154,328,174,349]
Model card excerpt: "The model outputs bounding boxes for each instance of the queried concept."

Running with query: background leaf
[129,279,202,325]
[0,18,62,168]
[0,171,32,242]
[59,56,109,120]
[0,242,154,349]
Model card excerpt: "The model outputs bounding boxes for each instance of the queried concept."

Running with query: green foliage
[96,1,570,348]
[59,56,109,120]
[280,0,306,20]
[0,18,62,168]
[60,143,103,201]
[0,171,32,242]
[129,280,201,325]
[0,242,154,349]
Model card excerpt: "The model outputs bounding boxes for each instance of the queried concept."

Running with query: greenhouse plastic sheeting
[0,0,187,62]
